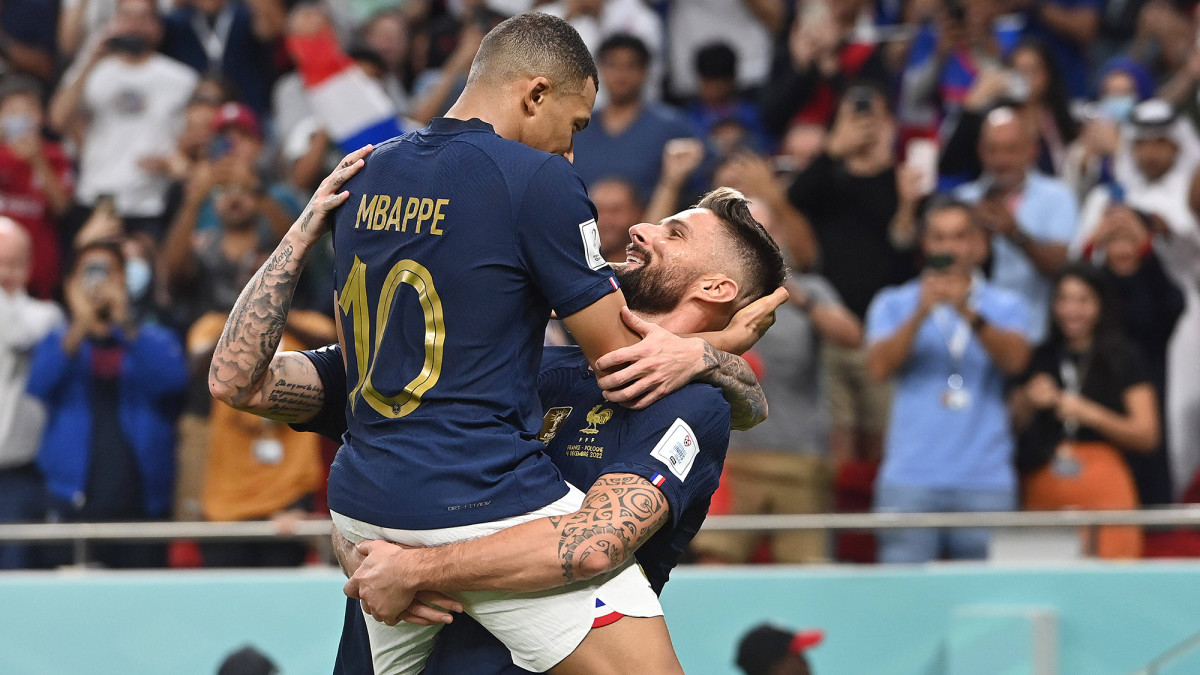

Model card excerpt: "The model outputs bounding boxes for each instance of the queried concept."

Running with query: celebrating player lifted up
[210,12,784,675]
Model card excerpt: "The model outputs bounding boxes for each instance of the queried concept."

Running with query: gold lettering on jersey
[580,405,613,435]
[538,406,573,443]
[354,194,450,236]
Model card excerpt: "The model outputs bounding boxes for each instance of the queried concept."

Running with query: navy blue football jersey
[300,344,731,675]
[327,118,619,529]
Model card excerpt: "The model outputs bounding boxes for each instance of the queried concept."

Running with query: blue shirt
[955,171,1078,343]
[571,103,700,199]
[162,1,276,115]
[866,278,1030,490]
[328,118,619,530]
[299,344,731,675]
[1020,0,1100,100]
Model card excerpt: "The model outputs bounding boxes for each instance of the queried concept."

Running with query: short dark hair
[695,187,787,305]
[467,13,598,94]
[598,33,650,69]
[918,194,976,235]
[696,42,736,80]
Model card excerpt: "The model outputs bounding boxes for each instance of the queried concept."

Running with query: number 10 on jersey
[338,256,445,418]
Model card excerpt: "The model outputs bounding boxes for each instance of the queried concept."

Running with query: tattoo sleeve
[208,235,324,423]
[697,343,767,431]
[547,474,670,584]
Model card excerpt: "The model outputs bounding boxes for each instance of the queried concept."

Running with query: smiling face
[1053,275,1102,346]
[616,208,726,315]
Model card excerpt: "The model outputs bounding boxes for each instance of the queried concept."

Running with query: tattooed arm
[208,145,372,422]
[697,342,767,431]
[345,473,670,625]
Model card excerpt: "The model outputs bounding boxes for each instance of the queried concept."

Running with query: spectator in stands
[1081,205,1183,505]
[0,0,58,82]
[0,219,64,569]
[591,177,642,264]
[161,0,285,116]
[0,76,73,300]
[867,199,1031,563]
[761,0,888,136]
[691,195,861,565]
[686,42,772,154]
[1010,0,1100,101]
[669,0,783,103]
[954,107,1078,343]
[188,311,332,568]
[29,240,187,568]
[49,0,199,244]
[1061,57,1155,200]
[735,623,822,675]
[787,84,917,472]
[572,34,702,198]
[360,9,413,114]
[540,0,665,102]
[1072,100,1200,493]
[1007,40,1081,174]
[58,0,174,61]
[1012,263,1159,558]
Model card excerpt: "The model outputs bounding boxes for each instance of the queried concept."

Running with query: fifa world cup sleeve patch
[649,418,699,481]
[579,219,608,270]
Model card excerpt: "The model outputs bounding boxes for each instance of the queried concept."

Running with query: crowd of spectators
[4,0,1200,569]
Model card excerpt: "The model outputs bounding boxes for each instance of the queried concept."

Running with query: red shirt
[0,141,73,298]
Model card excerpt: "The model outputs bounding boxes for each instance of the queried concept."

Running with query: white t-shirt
[76,54,198,217]
[0,290,63,469]
[667,0,773,98]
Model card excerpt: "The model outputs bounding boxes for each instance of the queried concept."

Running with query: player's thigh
[550,615,683,675]
[362,607,443,675]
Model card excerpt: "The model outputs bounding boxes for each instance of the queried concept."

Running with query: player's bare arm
[345,472,669,626]
[593,308,770,429]
[208,145,372,421]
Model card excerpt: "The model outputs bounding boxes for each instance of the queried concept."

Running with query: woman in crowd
[1011,263,1160,558]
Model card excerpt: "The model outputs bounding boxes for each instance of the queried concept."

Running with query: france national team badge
[579,219,607,270]
[650,418,699,481]
[650,473,667,488]
[538,406,573,443]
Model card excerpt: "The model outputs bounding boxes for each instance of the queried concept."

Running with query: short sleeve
[794,274,841,307]
[601,386,730,529]
[515,156,620,318]
[289,344,349,441]
[865,287,908,344]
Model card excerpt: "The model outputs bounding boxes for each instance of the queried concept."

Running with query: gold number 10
[338,256,445,418]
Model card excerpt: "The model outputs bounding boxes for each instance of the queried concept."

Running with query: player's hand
[345,539,454,626]
[332,528,363,577]
[595,307,708,409]
[396,591,463,626]
[713,286,789,355]
[291,144,373,247]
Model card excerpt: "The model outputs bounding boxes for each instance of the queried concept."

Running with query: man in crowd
[954,108,1078,343]
[0,218,64,569]
[866,199,1031,563]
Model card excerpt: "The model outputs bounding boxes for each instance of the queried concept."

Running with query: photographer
[865,199,1031,563]
[28,240,187,568]
[48,0,197,244]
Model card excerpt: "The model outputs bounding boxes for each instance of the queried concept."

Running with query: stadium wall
[2,563,1200,674]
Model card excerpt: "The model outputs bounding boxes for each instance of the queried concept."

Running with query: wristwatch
[970,312,988,332]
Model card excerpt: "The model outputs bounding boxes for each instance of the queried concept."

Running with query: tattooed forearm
[209,236,322,422]
[697,342,767,431]
[550,474,670,584]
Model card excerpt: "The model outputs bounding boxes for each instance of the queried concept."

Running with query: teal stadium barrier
[3,563,1200,674]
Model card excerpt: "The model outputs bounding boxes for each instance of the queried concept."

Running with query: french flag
[650,473,666,488]
[286,31,405,153]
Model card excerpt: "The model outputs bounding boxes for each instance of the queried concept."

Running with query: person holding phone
[865,198,1032,563]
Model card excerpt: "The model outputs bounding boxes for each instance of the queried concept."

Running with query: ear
[522,77,552,118]
[695,274,739,306]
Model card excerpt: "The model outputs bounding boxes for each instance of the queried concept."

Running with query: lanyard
[1059,351,1092,439]
[933,305,971,387]
[191,5,235,71]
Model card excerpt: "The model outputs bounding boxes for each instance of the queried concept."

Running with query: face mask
[0,114,36,141]
[1099,95,1137,123]
[126,257,152,300]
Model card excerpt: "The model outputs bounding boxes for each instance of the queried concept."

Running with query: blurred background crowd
[4,0,1200,570]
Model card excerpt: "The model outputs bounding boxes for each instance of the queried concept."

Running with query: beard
[614,244,692,316]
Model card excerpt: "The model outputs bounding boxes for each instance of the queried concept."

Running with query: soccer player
[214,158,784,671]
[211,14,777,673]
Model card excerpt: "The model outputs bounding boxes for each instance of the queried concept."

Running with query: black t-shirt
[787,152,917,318]
[82,339,144,519]
[1024,338,1151,446]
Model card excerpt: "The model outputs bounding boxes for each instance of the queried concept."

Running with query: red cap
[789,629,824,653]
[212,102,262,140]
